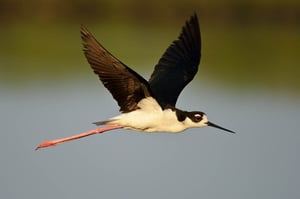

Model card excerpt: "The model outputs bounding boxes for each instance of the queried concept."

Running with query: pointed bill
[207,121,235,134]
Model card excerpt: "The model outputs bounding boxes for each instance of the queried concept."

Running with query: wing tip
[191,12,199,23]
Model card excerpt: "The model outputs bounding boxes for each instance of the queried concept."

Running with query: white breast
[104,97,188,133]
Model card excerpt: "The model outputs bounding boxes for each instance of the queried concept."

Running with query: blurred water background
[1,0,300,199]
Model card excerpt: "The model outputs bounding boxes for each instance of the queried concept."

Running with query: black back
[149,14,201,108]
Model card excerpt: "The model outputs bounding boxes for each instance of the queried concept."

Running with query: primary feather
[81,14,201,112]
[81,27,152,113]
[149,14,201,107]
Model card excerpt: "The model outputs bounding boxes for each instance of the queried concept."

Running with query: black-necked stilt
[36,14,235,150]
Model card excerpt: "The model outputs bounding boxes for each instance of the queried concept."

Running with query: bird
[36,13,235,150]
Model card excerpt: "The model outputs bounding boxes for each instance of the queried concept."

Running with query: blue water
[1,76,299,199]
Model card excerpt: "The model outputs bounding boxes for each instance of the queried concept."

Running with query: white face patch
[193,114,202,122]
[184,114,208,128]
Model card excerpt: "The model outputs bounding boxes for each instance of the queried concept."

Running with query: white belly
[104,97,187,133]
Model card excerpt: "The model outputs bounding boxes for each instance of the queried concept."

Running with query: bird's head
[186,111,235,134]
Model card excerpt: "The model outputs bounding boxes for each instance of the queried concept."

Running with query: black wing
[81,26,152,113]
[149,14,201,108]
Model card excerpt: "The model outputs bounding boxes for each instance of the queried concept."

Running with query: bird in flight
[36,14,235,150]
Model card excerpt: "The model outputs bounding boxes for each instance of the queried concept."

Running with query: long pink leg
[35,125,122,150]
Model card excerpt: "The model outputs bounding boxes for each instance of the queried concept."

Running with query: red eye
[194,114,202,122]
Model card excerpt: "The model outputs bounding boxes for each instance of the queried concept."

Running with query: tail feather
[93,119,118,126]
[93,120,108,126]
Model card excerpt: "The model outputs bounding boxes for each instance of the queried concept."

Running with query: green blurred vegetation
[0,0,299,95]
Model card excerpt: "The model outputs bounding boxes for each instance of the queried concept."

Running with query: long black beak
[207,121,235,134]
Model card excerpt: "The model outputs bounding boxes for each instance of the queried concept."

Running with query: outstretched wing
[81,26,152,113]
[149,14,201,108]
